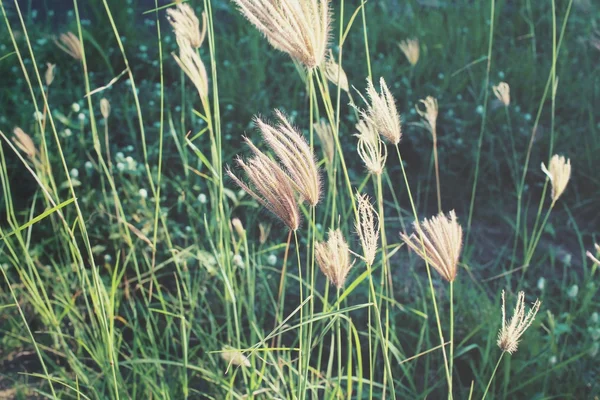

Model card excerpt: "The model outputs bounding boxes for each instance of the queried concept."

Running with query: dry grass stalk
[492,82,510,106]
[398,38,420,66]
[355,192,379,266]
[497,290,541,354]
[231,0,331,69]
[259,222,271,244]
[416,96,438,138]
[355,119,387,175]
[100,98,111,119]
[255,110,321,206]
[324,50,349,92]
[315,229,354,289]
[45,63,56,87]
[400,210,463,282]
[314,119,335,165]
[227,138,301,231]
[54,32,83,61]
[586,243,600,265]
[221,347,251,367]
[173,36,209,103]
[541,154,571,202]
[13,127,37,160]
[167,3,207,49]
[355,78,402,145]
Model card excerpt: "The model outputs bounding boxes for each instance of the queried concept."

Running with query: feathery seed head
[173,36,209,104]
[227,138,301,231]
[167,3,207,49]
[398,38,420,66]
[497,290,541,354]
[45,63,56,86]
[13,127,37,160]
[355,78,402,145]
[355,119,387,175]
[400,210,463,282]
[314,119,335,165]
[315,228,354,289]
[100,98,111,119]
[55,32,83,61]
[416,96,439,139]
[232,0,331,68]
[324,50,349,92]
[221,347,251,368]
[493,82,510,106]
[541,154,571,202]
[355,193,379,266]
[255,110,321,206]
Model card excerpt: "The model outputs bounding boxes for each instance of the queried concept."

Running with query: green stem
[482,352,505,400]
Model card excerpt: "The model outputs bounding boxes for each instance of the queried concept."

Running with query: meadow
[1,0,599,398]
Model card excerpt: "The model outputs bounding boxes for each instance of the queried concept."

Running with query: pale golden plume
[227,138,301,231]
[13,127,37,160]
[492,82,510,107]
[54,32,83,61]
[314,119,335,165]
[45,63,56,87]
[355,192,379,266]
[324,50,349,92]
[355,78,402,145]
[416,96,439,139]
[400,210,463,282]
[231,0,331,69]
[497,290,541,354]
[355,119,387,175]
[167,3,207,49]
[173,36,209,104]
[255,110,321,206]
[398,38,419,66]
[221,347,251,368]
[315,228,354,289]
[541,154,571,202]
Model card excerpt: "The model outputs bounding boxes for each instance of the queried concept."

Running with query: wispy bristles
[355,119,387,175]
[314,119,335,165]
[315,229,354,289]
[255,110,321,206]
[167,3,207,49]
[416,96,439,139]
[492,82,511,107]
[231,0,331,68]
[355,78,402,145]
[324,51,349,92]
[400,210,463,282]
[398,38,420,66]
[173,36,209,104]
[355,193,379,266]
[497,290,541,354]
[227,138,301,231]
[541,154,571,202]
[54,32,83,61]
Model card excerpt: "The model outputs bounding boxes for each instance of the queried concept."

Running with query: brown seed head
[324,50,349,92]
[231,0,331,69]
[314,119,335,165]
[167,4,207,49]
[492,82,510,107]
[541,154,571,202]
[100,98,111,119]
[400,210,463,282]
[355,192,379,266]
[45,63,56,86]
[13,127,37,160]
[355,119,387,175]
[355,78,402,145]
[255,110,321,206]
[227,138,301,231]
[54,32,83,61]
[315,229,354,289]
[173,36,209,103]
[416,96,438,139]
[497,290,541,354]
[398,38,420,66]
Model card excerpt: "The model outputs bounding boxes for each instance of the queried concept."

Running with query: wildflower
[493,82,510,107]
[541,154,571,202]
[227,138,301,231]
[231,0,331,69]
[100,98,111,119]
[45,63,56,86]
[255,110,321,206]
[78,113,86,122]
[400,210,463,282]
[324,50,349,92]
[13,127,37,160]
[70,168,79,178]
[567,284,579,298]
[398,38,419,66]
[497,290,541,354]
[267,254,277,266]
[139,188,148,199]
[173,36,209,104]
[314,119,335,165]
[55,32,83,60]
[315,229,354,289]
[198,193,207,204]
[537,277,546,291]
[221,347,250,368]
[33,111,43,122]
[355,119,387,175]
[166,3,206,49]
[355,78,402,145]
[355,192,379,265]
[416,96,439,138]
[85,161,93,170]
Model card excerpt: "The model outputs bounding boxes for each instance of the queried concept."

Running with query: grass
[1,0,600,398]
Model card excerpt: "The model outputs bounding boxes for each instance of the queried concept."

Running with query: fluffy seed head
[231,0,331,68]
[398,38,420,66]
[355,192,379,266]
[167,3,207,49]
[416,96,439,139]
[314,119,335,165]
[54,32,83,61]
[324,50,349,92]
[45,63,56,86]
[355,119,387,175]
[100,98,111,119]
[13,127,37,160]
[497,290,541,354]
[221,347,251,368]
[400,210,463,282]
[255,110,321,206]
[173,36,209,104]
[541,154,571,202]
[227,138,301,231]
[355,78,402,145]
[493,82,510,106]
[315,229,354,289]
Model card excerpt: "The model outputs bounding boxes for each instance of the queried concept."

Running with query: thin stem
[482,352,505,400]
[449,280,454,398]
[294,231,305,400]
[433,135,442,214]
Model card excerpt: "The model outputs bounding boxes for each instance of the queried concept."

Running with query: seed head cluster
[315,229,354,289]
[497,290,541,354]
[541,154,571,203]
